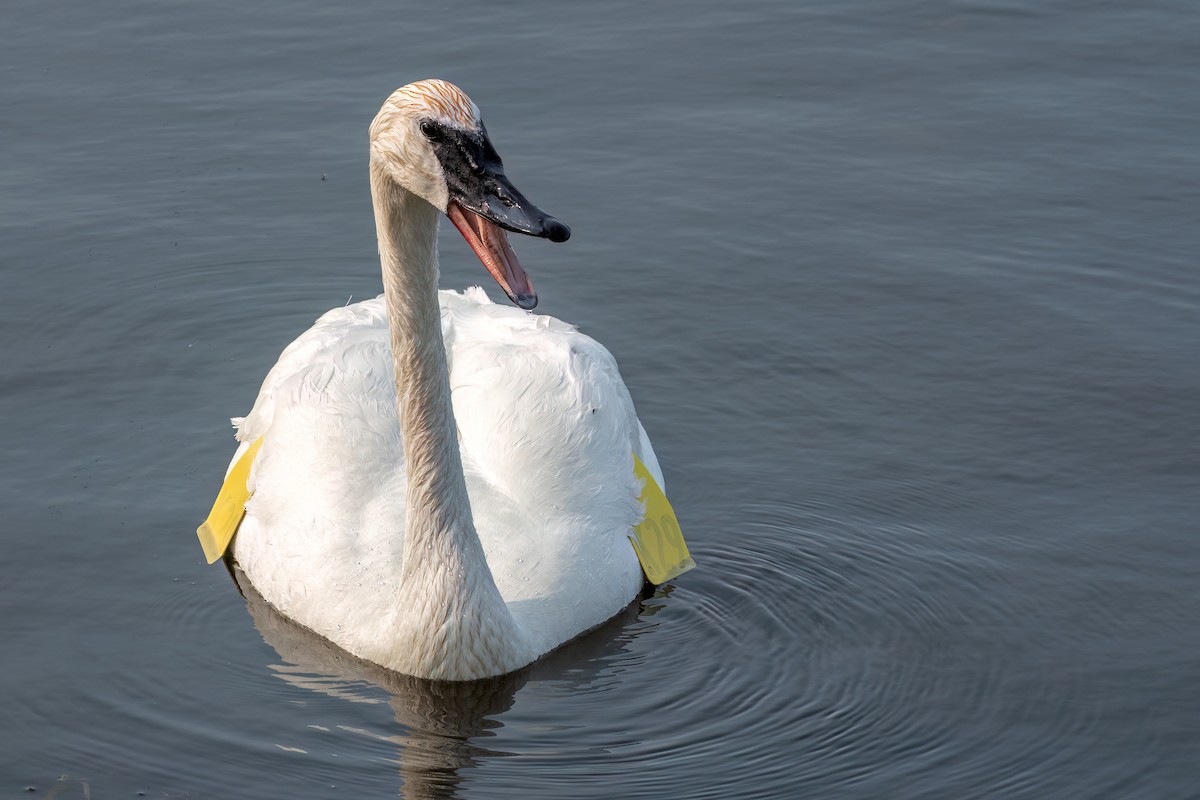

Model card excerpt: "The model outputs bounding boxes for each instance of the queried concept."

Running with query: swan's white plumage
[230,287,657,675]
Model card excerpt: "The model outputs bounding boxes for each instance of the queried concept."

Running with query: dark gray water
[3,1,1198,797]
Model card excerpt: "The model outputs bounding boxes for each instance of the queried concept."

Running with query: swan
[200,79,691,681]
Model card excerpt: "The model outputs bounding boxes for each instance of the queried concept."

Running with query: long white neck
[370,164,527,680]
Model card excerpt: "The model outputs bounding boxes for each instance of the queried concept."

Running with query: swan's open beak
[434,122,570,311]
[448,202,542,311]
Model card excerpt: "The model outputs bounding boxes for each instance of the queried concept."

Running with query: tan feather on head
[390,79,480,130]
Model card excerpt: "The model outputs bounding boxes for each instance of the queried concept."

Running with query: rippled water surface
[4,1,1199,797]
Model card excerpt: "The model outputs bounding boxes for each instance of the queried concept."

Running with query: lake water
[3,1,1198,797]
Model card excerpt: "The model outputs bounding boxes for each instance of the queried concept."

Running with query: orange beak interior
[447,202,537,309]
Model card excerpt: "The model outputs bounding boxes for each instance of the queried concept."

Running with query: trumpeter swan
[202,80,690,680]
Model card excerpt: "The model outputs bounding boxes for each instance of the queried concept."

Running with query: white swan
[213,80,686,681]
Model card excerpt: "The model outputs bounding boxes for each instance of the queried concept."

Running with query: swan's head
[370,79,570,310]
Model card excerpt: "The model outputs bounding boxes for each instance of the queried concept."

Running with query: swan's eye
[420,120,442,141]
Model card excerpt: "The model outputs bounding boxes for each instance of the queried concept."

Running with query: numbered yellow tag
[629,454,695,584]
[196,438,263,564]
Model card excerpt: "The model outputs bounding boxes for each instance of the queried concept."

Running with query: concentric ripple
[67,496,1115,800]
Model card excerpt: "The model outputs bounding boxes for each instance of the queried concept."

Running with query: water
[3,1,1198,797]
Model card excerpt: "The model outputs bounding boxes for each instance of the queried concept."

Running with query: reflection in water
[232,566,647,799]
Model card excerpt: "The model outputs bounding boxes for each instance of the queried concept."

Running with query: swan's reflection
[232,567,650,799]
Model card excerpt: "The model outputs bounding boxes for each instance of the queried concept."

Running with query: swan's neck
[370,166,526,679]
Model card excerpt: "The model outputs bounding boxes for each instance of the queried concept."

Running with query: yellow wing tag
[630,454,695,584]
[196,438,263,564]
